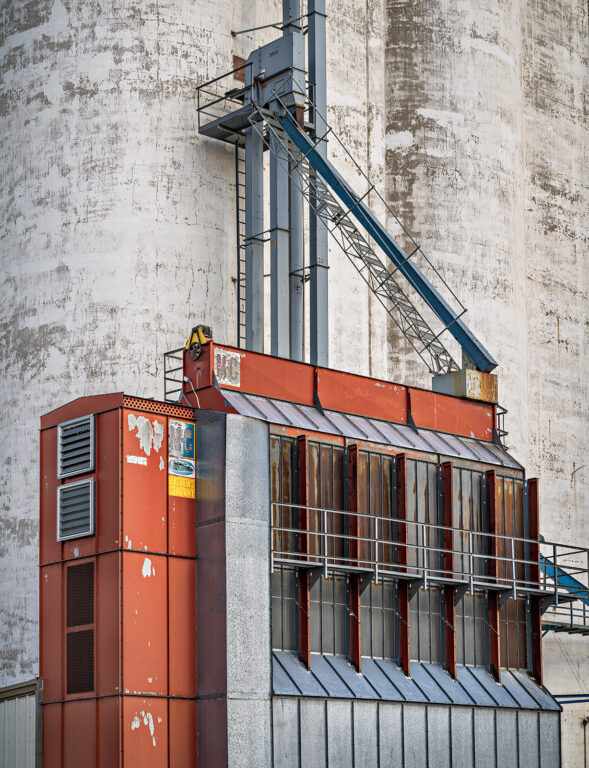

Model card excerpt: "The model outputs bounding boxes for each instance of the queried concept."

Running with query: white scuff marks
[462,35,514,67]
[385,130,414,152]
[159,456,164,471]
[73,547,79,558]
[148,677,153,683]
[417,107,465,129]
[157,717,162,724]
[142,557,153,578]
[130,710,157,747]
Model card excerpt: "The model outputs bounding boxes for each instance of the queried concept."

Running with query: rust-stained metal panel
[169,557,197,698]
[218,389,521,469]
[41,398,197,768]
[63,699,96,768]
[169,700,197,768]
[122,552,168,696]
[122,408,168,554]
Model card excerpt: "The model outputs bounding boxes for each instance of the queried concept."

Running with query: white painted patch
[131,715,140,731]
[385,130,414,151]
[128,540,132,550]
[128,414,154,456]
[157,717,162,724]
[73,547,79,558]
[127,454,147,466]
[159,456,164,471]
[153,421,164,452]
[142,557,152,578]
[132,710,157,747]
[148,676,152,683]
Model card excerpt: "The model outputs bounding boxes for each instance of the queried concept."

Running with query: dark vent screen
[58,416,94,478]
[67,563,94,627]
[67,630,94,694]
[57,479,94,540]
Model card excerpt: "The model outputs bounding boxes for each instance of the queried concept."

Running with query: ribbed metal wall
[0,690,37,768]
[272,697,561,768]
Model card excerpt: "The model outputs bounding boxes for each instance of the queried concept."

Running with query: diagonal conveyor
[255,107,498,374]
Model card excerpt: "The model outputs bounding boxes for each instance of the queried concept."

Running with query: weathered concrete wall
[0,0,389,686]
[384,0,588,763]
[272,697,561,768]
[1,0,587,762]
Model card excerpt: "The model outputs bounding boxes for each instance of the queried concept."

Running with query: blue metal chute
[540,553,589,607]
[275,110,498,374]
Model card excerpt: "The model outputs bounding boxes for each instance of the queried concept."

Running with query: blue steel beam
[275,111,498,373]
[540,553,589,606]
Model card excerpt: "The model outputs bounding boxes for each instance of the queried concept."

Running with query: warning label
[168,420,196,497]
[168,475,195,499]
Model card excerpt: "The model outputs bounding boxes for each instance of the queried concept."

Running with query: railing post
[323,506,328,579]
[396,453,410,676]
[468,531,474,595]
[511,538,516,601]
[375,515,380,584]
[486,469,501,682]
[297,435,311,668]
[528,477,542,684]
[347,444,362,672]
[441,462,456,678]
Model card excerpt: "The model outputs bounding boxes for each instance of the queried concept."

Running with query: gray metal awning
[273,652,560,711]
[219,389,522,470]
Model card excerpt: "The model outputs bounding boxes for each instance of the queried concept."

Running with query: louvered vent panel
[57,479,95,541]
[58,415,94,478]
[67,562,94,627]
[67,630,94,694]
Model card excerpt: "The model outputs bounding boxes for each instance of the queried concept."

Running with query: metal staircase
[249,108,460,374]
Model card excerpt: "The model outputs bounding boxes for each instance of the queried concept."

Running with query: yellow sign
[168,475,195,499]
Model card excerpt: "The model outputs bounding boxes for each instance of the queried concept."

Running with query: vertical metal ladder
[235,144,247,349]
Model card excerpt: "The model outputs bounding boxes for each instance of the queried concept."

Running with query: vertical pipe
[280,0,304,360]
[347,444,361,672]
[308,0,329,366]
[442,462,456,679]
[270,139,290,357]
[396,453,410,675]
[297,435,311,668]
[245,126,264,351]
[486,469,501,681]
[528,478,542,684]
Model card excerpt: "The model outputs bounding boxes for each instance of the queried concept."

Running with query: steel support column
[528,478,543,684]
[347,444,361,672]
[245,125,264,352]
[270,139,290,357]
[396,453,410,675]
[308,0,329,366]
[486,469,501,681]
[297,435,311,668]
[441,462,457,678]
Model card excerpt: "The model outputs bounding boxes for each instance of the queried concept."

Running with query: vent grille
[67,629,94,694]
[57,479,95,541]
[67,563,94,627]
[58,415,94,478]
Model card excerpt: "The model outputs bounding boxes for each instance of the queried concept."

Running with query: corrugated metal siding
[272,697,561,768]
[220,390,521,469]
[0,692,36,768]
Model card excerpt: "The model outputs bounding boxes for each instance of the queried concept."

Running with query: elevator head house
[37,4,587,768]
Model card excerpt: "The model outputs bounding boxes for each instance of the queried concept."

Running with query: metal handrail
[271,502,589,608]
